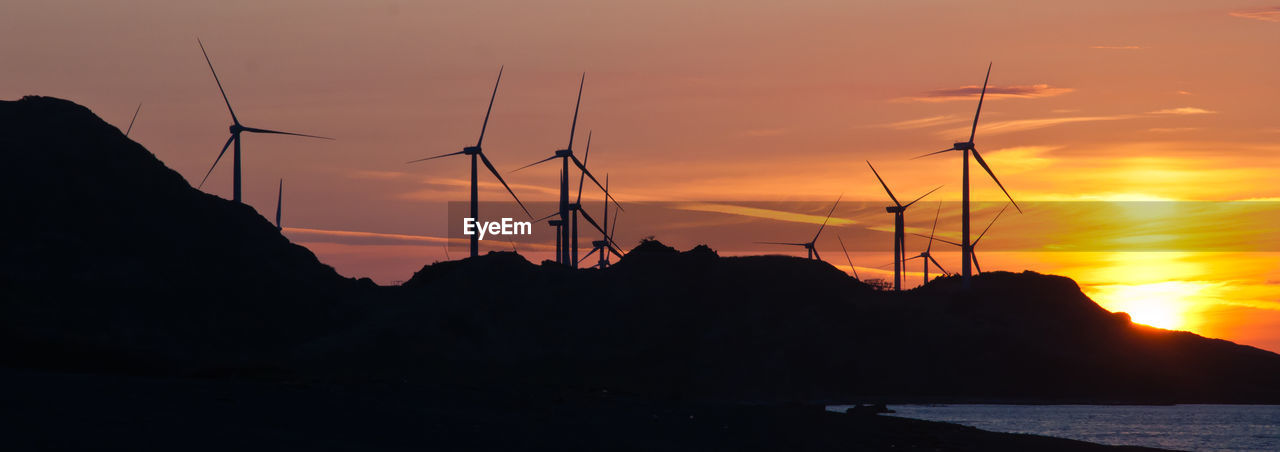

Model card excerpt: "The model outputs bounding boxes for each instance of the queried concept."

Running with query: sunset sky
[4,1,1280,351]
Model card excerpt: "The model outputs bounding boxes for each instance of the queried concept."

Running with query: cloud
[1230,7,1280,22]
[938,114,1136,137]
[1090,45,1142,50]
[1147,127,1202,133]
[398,177,561,201]
[285,227,452,245]
[897,84,1073,103]
[1176,90,1192,95]
[877,115,969,130]
[1149,107,1216,115]
[673,202,857,227]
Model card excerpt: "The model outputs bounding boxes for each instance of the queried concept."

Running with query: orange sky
[5,1,1280,351]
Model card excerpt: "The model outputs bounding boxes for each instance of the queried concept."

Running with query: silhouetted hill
[3,96,1279,411]
[0,96,369,374]
[356,241,1280,404]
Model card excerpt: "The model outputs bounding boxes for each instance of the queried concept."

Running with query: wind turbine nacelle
[554,149,573,157]
[548,220,564,226]
[567,203,581,209]
[886,206,904,213]
[229,124,244,134]
[591,240,608,247]
[953,142,975,150]
[462,146,481,155]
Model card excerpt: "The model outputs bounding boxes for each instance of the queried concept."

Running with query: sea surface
[826,404,1280,451]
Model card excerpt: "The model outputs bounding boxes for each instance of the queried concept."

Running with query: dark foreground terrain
[0,95,1263,450]
[0,369,1168,451]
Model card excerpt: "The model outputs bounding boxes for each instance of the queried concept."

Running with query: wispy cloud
[673,202,857,227]
[897,84,1073,103]
[285,227,452,244]
[398,177,561,201]
[1091,45,1142,50]
[877,115,969,130]
[1150,107,1216,115]
[1147,127,1202,133]
[1230,7,1280,22]
[938,114,1136,137]
[1176,90,1193,95]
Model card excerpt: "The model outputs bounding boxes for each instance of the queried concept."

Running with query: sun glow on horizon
[1084,281,1207,330]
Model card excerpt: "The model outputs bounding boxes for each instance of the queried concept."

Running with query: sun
[1085,281,1204,330]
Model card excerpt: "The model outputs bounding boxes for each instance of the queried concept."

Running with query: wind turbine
[407,66,532,258]
[905,202,949,286]
[836,234,860,279]
[922,204,1009,275]
[513,73,613,266]
[867,161,941,291]
[195,39,333,204]
[275,179,283,231]
[578,174,625,269]
[913,63,1020,288]
[125,103,141,137]
[757,195,843,261]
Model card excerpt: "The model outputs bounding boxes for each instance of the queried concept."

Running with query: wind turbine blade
[928,255,949,276]
[608,244,625,259]
[756,241,809,247]
[837,234,858,278]
[866,161,901,206]
[970,62,992,143]
[275,179,283,230]
[512,155,559,173]
[240,127,333,140]
[903,185,943,208]
[477,65,502,148]
[911,148,959,160]
[926,201,941,253]
[197,38,239,125]
[567,73,584,150]
[576,131,592,204]
[905,255,923,262]
[971,147,1022,213]
[610,204,620,238]
[812,248,822,262]
[198,135,236,189]
[812,194,843,242]
[578,207,607,236]
[406,150,467,164]
[974,203,1010,245]
[912,232,960,247]
[479,152,532,218]
[125,102,142,137]
[971,252,982,274]
[571,155,606,194]
[578,247,599,265]
[535,211,560,223]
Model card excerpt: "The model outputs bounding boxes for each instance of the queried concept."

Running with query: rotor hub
[229,124,243,134]
[554,149,573,157]
[462,146,481,155]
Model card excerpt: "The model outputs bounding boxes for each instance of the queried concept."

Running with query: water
[826,404,1280,451]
